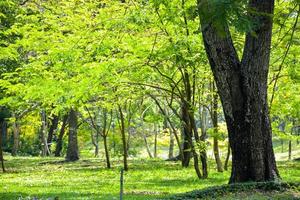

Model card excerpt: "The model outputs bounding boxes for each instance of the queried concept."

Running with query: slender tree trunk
[12,114,20,156]
[224,143,231,171]
[1,121,7,147]
[169,132,175,159]
[212,85,223,172]
[47,115,59,155]
[66,109,79,161]
[288,140,292,160]
[149,94,184,163]
[41,110,50,156]
[198,0,279,183]
[281,140,284,153]
[55,114,68,157]
[143,134,153,158]
[103,136,111,169]
[118,105,128,171]
[0,121,5,172]
[153,124,158,158]
[182,102,202,179]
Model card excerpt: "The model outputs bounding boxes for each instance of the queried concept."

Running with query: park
[0,0,299,199]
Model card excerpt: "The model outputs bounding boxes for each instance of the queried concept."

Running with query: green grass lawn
[0,156,299,200]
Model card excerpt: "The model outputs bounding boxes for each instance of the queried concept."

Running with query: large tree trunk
[66,109,79,161]
[55,114,68,157]
[198,0,279,183]
[47,114,59,155]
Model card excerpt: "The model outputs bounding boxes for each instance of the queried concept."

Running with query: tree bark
[66,109,79,161]
[198,0,279,183]
[55,114,68,157]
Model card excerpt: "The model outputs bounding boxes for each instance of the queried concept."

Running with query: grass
[0,155,300,200]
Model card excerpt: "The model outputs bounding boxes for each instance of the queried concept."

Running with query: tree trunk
[47,115,59,155]
[198,0,279,183]
[41,110,50,156]
[212,86,223,172]
[118,105,128,171]
[1,121,7,147]
[288,140,292,160]
[55,114,68,157]
[0,121,5,172]
[143,133,153,158]
[224,143,231,171]
[66,109,79,161]
[103,136,111,169]
[182,102,202,179]
[168,132,175,159]
[11,114,20,156]
[153,124,158,158]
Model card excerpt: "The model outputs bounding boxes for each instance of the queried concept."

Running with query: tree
[66,109,79,161]
[197,0,279,182]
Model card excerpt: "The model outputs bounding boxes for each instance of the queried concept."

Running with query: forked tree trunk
[66,109,79,161]
[198,0,279,183]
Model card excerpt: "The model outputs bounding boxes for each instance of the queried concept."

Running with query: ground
[0,155,299,200]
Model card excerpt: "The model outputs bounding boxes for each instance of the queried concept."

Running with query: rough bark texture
[198,0,279,183]
[66,109,79,161]
[54,114,68,157]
